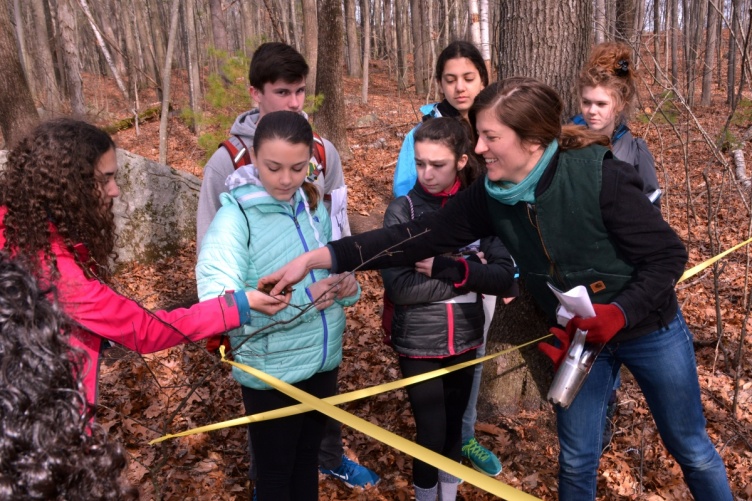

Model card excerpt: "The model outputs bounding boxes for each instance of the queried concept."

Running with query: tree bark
[654,0,661,82]
[670,0,679,87]
[615,0,637,43]
[410,0,426,94]
[395,0,407,90]
[0,0,39,146]
[12,0,35,98]
[183,0,202,135]
[301,0,318,94]
[344,0,361,77]
[57,0,85,115]
[498,0,592,117]
[479,0,491,78]
[362,0,371,104]
[486,0,594,412]
[315,0,349,155]
[594,0,606,43]
[30,0,62,111]
[701,0,720,105]
[208,0,228,52]
[158,0,180,165]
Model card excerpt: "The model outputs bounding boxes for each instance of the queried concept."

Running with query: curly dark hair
[0,254,138,500]
[0,118,117,280]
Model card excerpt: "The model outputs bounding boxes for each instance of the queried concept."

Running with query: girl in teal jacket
[196,111,359,501]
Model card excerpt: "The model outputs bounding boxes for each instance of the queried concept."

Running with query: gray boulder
[0,149,200,265]
[113,149,199,264]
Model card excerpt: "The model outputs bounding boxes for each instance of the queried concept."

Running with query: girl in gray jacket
[381,118,516,501]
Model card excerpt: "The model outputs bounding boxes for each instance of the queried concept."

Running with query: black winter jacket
[381,183,517,358]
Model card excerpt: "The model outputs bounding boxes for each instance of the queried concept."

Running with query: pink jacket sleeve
[53,241,241,354]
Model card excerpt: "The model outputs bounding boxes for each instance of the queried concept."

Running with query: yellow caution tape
[151,334,551,443]
[679,236,752,283]
[223,347,540,500]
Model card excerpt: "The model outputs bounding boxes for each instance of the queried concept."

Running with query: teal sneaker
[461,437,502,476]
[319,455,380,488]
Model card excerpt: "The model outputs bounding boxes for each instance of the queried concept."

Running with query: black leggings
[242,368,338,501]
[399,350,476,488]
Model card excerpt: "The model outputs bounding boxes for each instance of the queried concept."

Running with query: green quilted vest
[485,145,635,321]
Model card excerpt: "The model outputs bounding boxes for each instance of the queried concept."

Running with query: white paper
[547,283,596,327]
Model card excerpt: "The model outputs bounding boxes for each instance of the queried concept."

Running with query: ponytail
[559,125,611,151]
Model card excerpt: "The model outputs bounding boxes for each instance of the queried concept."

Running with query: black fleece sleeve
[600,157,687,326]
[380,198,458,305]
[458,236,517,296]
[329,177,497,273]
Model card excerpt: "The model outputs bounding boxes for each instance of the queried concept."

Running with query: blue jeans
[556,311,732,500]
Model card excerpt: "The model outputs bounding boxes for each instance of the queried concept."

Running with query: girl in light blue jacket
[196,111,360,501]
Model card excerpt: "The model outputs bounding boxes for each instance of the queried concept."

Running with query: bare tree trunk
[289,0,301,50]
[615,0,636,42]
[208,0,228,51]
[498,0,592,117]
[12,0,35,99]
[395,0,408,90]
[654,0,662,81]
[595,0,606,43]
[184,0,202,135]
[158,0,180,165]
[146,0,167,84]
[0,0,39,146]
[484,0,594,413]
[344,0,361,77]
[728,0,741,105]
[239,0,257,55]
[479,0,491,77]
[362,0,371,103]
[315,0,349,155]
[31,0,63,111]
[77,0,129,102]
[57,0,85,115]
[302,0,318,94]
[670,0,679,87]
[121,2,139,104]
[701,0,720,105]
[469,0,481,49]
[410,0,426,94]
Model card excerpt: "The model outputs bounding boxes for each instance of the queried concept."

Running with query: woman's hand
[245,290,288,316]
[259,247,333,296]
[414,257,435,277]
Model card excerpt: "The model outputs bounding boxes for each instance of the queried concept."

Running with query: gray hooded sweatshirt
[196,109,350,251]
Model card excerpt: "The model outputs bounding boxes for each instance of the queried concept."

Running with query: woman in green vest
[260,77,733,500]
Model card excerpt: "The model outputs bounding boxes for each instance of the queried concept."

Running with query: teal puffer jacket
[196,165,359,390]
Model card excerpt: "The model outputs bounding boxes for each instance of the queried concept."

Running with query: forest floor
[89,58,752,500]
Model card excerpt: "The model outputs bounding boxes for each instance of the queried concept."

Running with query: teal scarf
[484,139,559,205]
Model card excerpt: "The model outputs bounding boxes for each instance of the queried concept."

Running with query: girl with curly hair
[575,41,662,206]
[0,254,137,500]
[0,118,287,406]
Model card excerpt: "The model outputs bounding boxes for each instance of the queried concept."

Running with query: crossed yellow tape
[152,236,752,499]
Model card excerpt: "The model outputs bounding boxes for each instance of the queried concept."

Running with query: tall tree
[344,0,362,77]
[57,0,85,115]
[362,0,371,103]
[498,0,592,117]
[30,0,62,111]
[183,0,202,134]
[158,0,181,165]
[0,0,38,146]
[701,0,720,105]
[315,0,348,154]
[595,0,606,43]
[482,0,594,413]
[302,0,318,94]
[208,0,228,52]
[410,0,427,94]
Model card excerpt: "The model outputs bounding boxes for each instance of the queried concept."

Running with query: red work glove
[538,326,574,370]
[567,303,626,344]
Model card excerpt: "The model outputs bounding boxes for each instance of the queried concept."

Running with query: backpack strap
[219,135,252,170]
[405,194,415,220]
[312,133,326,176]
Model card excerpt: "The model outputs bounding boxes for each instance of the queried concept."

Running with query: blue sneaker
[461,437,502,476]
[319,455,380,488]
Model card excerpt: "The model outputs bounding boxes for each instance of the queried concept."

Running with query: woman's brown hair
[471,77,610,151]
[1,119,117,280]
[578,42,637,121]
